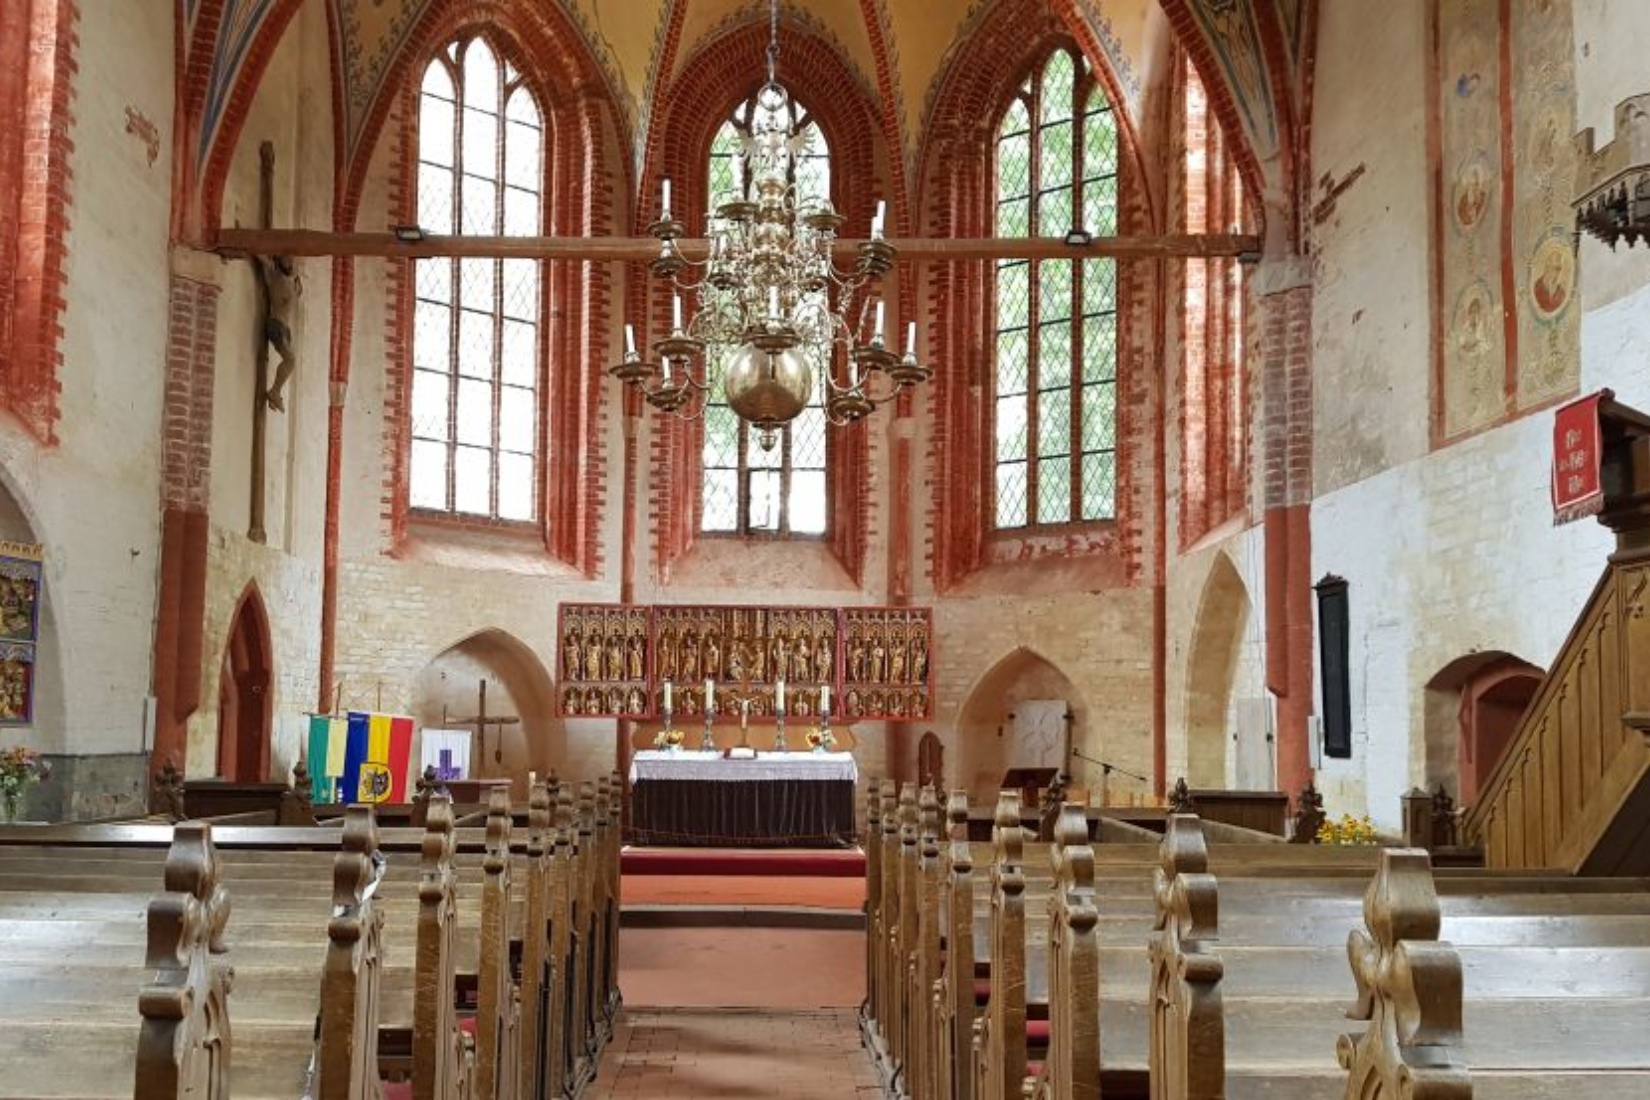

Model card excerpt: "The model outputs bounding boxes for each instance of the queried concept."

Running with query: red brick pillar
[151,264,219,778]
[1258,263,1314,805]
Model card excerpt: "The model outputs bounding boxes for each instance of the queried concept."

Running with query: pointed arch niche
[956,648,1083,806]
[1424,651,1544,806]
[1183,552,1253,788]
[411,629,557,793]
[216,584,273,783]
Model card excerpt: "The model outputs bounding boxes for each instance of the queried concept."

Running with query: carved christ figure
[254,254,302,412]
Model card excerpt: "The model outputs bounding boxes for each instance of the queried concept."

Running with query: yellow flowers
[1316,812,1379,845]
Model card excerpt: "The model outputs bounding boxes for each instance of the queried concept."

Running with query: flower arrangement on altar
[0,745,50,823]
[1316,812,1379,846]
[805,727,836,753]
[652,728,685,752]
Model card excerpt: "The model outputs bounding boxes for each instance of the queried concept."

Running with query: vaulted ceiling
[179,0,1315,244]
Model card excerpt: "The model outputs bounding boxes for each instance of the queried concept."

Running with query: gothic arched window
[409,38,543,521]
[993,48,1119,529]
[699,84,830,537]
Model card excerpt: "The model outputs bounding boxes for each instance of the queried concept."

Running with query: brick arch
[917,0,1154,231]
[371,4,623,576]
[1184,551,1252,787]
[0,0,76,445]
[194,0,304,240]
[334,0,626,231]
[919,2,1161,593]
[217,582,274,783]
[636,19,887,585]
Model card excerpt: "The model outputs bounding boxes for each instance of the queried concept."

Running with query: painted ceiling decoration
[198,0,281,168]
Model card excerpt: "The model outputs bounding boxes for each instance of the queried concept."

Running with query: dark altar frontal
[626,749,858,848]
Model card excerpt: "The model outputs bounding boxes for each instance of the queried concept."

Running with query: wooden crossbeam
[215,228,1261,262]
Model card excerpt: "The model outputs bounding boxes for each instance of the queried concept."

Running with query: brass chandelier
[611,0,931,451]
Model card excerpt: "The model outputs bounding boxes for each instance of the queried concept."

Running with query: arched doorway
[917,731,945,790]
[1184,552,1253,788]
[1459,660,1543,804]
[1422,651,1544,805]
[216,585,272,782]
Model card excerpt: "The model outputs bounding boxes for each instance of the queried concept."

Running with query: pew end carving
[136,821,233,1100]
[1034,804,1099,1100]
[1149,813,1223,1100]
[1337,848,1471,1099]
[316,805,385,1100]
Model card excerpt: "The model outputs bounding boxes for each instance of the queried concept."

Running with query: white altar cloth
[628,750,858,784]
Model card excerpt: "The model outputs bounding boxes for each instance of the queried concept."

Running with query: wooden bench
[865,784,1650,1100]
[0,774,622,1100]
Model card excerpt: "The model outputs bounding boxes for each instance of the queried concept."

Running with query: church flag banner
[306,715,333,803]
[388,716,415,801]
[1552,391,1606,525]
[342,712,371,803]
[324,715,348,786]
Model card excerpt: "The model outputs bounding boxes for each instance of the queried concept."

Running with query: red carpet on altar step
[620,846,866,878]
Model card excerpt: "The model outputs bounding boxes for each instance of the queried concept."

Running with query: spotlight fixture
[392,224,427,244]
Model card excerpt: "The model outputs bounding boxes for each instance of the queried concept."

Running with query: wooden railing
[1464,554,1650,872]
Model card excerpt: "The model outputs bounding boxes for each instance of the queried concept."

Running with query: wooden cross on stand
[446,679,520,767]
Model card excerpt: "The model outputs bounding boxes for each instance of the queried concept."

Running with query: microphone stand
[1070,749,1149,806]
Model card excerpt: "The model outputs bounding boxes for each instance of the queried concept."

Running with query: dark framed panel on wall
[1315,574,1352,759]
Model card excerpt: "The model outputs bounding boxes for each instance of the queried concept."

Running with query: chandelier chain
[766,0,780,85]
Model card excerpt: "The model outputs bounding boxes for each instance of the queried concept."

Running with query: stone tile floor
[589,1008,884,1098]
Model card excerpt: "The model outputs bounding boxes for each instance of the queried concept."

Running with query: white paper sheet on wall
[1013,700,1068,770]
[421,729,472,781]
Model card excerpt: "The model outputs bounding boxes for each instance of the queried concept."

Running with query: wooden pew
[0,783,620,1100]
[0,813,392,1100]
[1043,813,1650,1099]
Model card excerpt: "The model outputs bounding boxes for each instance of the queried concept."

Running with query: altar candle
[704,678,715,711]
[769,285,781,320]
[624,323,637,356]
[821,684,831,713]
[776,679,786,711]
[662,177,672,214]
[663,680,672,711]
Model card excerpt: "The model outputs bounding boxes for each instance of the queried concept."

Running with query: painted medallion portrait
[1452,153,1493,232]
[1452,281,1496,359]
[1528,235,1575,321]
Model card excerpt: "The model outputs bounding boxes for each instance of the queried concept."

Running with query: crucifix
[248,141,275,543]
[447,678,520,767]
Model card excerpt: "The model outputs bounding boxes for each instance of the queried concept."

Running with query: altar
[626,750,859,848]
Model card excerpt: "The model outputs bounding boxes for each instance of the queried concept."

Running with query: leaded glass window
[700,84,830,536]
[993,49,1119,529]
[410,39,543,521]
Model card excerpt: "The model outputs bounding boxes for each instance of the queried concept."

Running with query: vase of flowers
[652,728,685,754]
[0,746,50,824]
[1316,812,1379,845]
[805,728,836,754]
